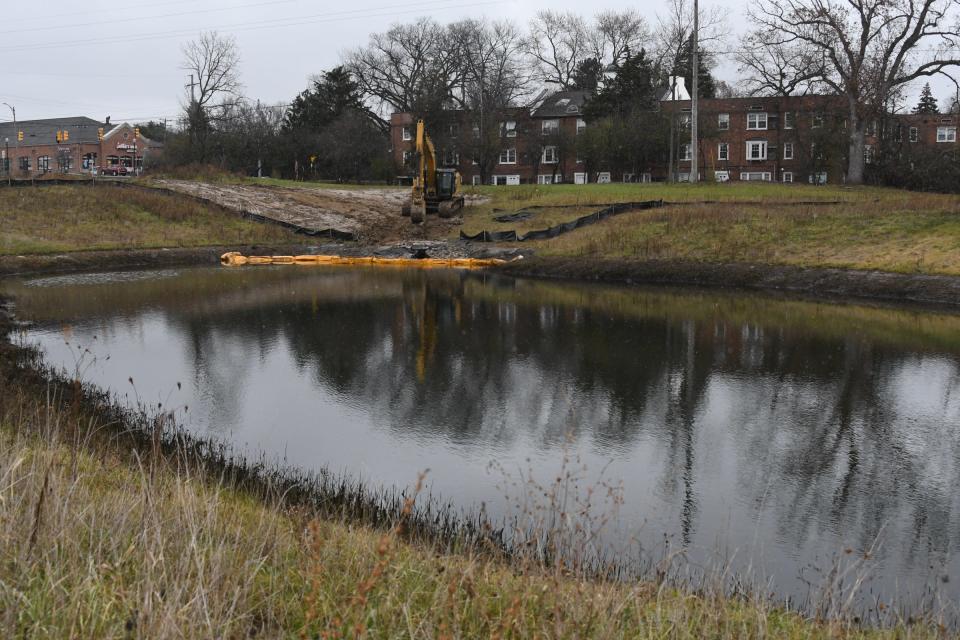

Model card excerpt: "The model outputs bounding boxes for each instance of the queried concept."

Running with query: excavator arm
[401,119,465,224]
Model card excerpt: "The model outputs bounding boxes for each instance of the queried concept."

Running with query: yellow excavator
[401,119,465,224]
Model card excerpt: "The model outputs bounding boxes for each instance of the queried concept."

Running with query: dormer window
[555,98,570,107]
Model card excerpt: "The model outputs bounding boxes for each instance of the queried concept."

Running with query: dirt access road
[155,179,474,244]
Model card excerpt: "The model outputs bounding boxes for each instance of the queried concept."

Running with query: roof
[0,116,113,146]
[530,90,591,118]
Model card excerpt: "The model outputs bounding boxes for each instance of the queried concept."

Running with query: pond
[5,265,960,616]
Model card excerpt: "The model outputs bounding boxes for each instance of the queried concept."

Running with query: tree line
[158,0,960,189]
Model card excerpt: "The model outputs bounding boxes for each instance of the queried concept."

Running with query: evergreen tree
[283,67,366,132]
[913,83,939,114]
[571,58,603,92]
[584,48,657,119]
[671,39,717,99]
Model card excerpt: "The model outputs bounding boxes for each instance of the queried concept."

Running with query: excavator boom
[401,119,465,224]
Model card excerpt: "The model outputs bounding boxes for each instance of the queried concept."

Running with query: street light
[3,103,16,184]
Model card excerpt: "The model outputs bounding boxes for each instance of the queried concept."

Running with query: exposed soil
[494,256,960,309]
[154,179,484,243]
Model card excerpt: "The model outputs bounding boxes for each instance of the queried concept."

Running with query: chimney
[105,116,111,126]
[665,76,690,101]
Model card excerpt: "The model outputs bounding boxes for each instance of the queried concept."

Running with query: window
[555,98,570,107]
[541,119,559,135]
[18,157,30,171]
[107,155,119,166]
[864,144,874,164]
[717,142,729,161]
[678,113,691,129]
[499,147,517,164]
[718,113,730,130]
[447,123,459,137]
[740,172,772,181]
[677,172,691,182]
[812,113,823,128]
[937,126,957,142]
[597,172,611,184]
[809,172,828,184]
[401,126,412,141]
[537,174,556,184]
[402,151,412,165]
[895,125,903,142]
[679,143,692,161]
[782,171,794,183]
[747,112,768,130]
[541,146,558,163]
[576,118,586,134]
[715,170,729,182]
[501,120,517,137]
[746,140,768,160]
[442,150,459,166]
[784,111,794,129]
[909,126,919,142]
[472,175,481,186]
[865,120,877,137]
[37,156,50,172]
[783,142,794,160]
[472,124,480,138]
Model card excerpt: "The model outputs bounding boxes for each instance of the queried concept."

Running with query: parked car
[101,165,129,177]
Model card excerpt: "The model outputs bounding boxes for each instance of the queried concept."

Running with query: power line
[0,0,507,53]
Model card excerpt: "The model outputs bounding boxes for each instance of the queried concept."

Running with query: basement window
[782,171,794,183]
[740,171,772,181]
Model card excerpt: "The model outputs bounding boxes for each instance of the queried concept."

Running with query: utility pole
[3,103,15,184]
[690,0,699,183]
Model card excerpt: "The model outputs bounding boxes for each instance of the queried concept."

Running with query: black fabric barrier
[460,200,664,242]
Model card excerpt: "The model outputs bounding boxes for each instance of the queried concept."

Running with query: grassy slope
[0,185,297,255]
[460,183,960,275]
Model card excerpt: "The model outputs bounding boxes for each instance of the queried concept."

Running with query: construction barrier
[220,252,509,269]
[460,199,664,242]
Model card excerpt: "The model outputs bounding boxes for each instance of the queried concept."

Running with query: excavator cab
[401,120,465,224]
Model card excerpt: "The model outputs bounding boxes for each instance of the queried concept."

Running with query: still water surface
[6,266,960,613]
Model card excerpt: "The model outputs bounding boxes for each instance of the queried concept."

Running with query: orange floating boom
[220,252,509,269]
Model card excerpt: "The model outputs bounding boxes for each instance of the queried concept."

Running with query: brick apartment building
[0,117,162,177]
[390,79,958,185]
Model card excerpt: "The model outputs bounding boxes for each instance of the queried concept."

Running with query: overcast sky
[0,0,954,125]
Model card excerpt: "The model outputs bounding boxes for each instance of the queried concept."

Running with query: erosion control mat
[461,200,664,242]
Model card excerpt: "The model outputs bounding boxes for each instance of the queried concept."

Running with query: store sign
[116,143,137,151]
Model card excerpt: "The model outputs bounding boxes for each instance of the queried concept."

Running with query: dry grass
[0,352,949,638]
[0,184,297,255]
[459,183,960,275]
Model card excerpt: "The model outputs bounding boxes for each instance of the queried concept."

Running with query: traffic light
[63,130,69,141]
[55,130,62,143]
[17,131,23,142]
[97,128,104,141]
[134,127,140,139]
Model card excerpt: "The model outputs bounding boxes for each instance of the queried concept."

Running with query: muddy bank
[494,256,960,308]
[0,242,525,278]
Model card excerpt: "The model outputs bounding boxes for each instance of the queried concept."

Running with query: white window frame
[714,170,729,182]
[498,147,517,164]
[576,118,586,134]
[537,174,556,184]
[864,144,874,164]
[809,172,828,185]
[718,113,730,130]
[739,171,772,182]
[937,126,957,142]
[909,126,919,142]
[401,126,412,141]
[442,150,459,166]
[679,143,692,161]
[574,172,587,184]
[783,142,793,160]
[746,140,768,161]
[812,113,824,128]
[782,171,794,183]
[717,142,729,161]
[541,145,558,163]
[747,112,768,130]
[402,150,412,165]
[541,119,560,135]
[783,111,794,129]
[597,171,611,184]
[502,120,517,137]
[471,175,481,186]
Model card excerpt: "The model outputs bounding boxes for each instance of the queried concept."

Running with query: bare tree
[180,31,241,162]
[591,10,650,67]
[747,0,960,184]
[736,30,827,96]
[345,18,466,127]
[524,11,590,87]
